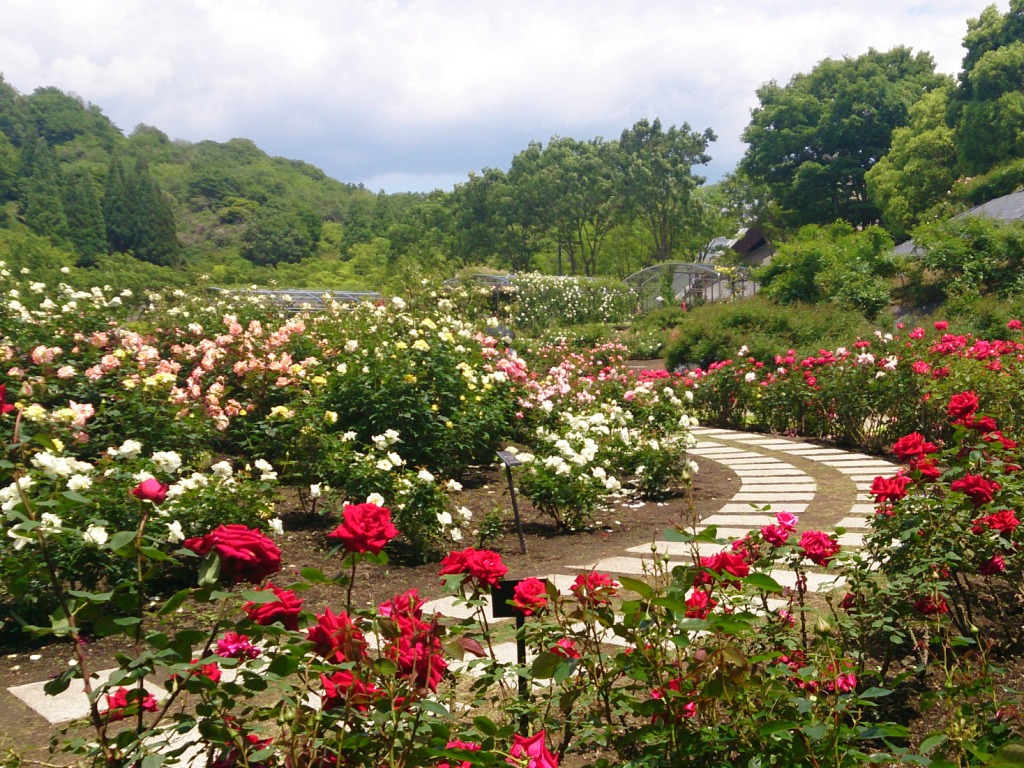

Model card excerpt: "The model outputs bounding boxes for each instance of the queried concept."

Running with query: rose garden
[4,267,1024,767]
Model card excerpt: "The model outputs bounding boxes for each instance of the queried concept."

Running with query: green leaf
[139,546,174,562]
[858,686,893,700]
[990,744,1024,766]
[61,490,92,505]
[531,651,562,679]
[919,734,947,755]
[473,715,498,736]
[744,573,783,592]
[108,530,137,555]
[197,552,221,588]
[67,589,114,603]
[157,588,191,616]
[759,720,797,737]
[300,567,327,583]
[141,755,165,768]
[618,576,654,598]
[417,700,454,720]
[801,722,827,742]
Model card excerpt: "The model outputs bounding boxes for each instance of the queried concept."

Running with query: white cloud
[0,0,997,192]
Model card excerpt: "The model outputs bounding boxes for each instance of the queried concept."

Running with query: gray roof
[893,188,1024,255]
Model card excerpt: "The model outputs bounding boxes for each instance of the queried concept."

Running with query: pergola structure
[623,262,755,311]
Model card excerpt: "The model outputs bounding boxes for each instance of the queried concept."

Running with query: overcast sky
[0,1,1000,194]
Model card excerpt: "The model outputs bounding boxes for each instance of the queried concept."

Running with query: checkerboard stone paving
[5,427,899,745]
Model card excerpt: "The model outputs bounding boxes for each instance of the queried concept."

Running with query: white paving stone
[836,516,873,529]
[850,503,880,516]
[837,532,865,547]
[716,503,808,515]
[732,492,815,502]
[421,595,513,623]
[717,457,789,465]
[729,468,808,476]
[691,445,751,454]
[701,513,777,527]
[627,540,728,557]
[739,483,816,494]
[734,475,813,484]
[767,569,846,592]
[830,464,898,474]
[8,667,164,724]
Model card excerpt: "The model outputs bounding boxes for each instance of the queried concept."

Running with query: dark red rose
[183,524,282,585]
[378,588,424,620]
[870,474,911,504]
[550,638,580,659]
[384,614,447,692]
[438,547,508,591]
[891,432,938,461]
[0,383,15,415]
[947,391,980,423]
[243,583,303,630]
[979,554,1006,575]
[909,458,941,482]
[685,588,716,618]
[972,509,1020,535]
[131,478,169,504]
[103,686,159,721]
[798,530,841,566]
[320,670,384,712]
[697,551,750,585]
[913,595,949,616]
[307,608,366,662]
[327,502,398,555]
[951,473,1000,507]
[569,571,619,607]
[511,577,548,616]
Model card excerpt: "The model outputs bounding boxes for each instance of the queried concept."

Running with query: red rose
[183,524,282,585]
[327,502,398,555]
[131,478,169,504]
[320,670,384,712]
[697,551,750,585]
[951,473,1001,507]
[378,588,424,620]
[103,686,159,721]
[685,588,716,618]
[243,583,303,630]
[438,547,508,591]
[891,432,938,461]
[0,384,15,415]
[550,638,580,659]
[909,458,941,482]
[979,554,1006,575]
[947,391,980,423]
[934,320,948,331]
[870,474,911,504]
[307,608,367,662]
[972,509,1020,535]
[511,577,548,616]
[215,631,260,659]
[439,740,482,768]
[913,595,949,616]
[798,530,841,566]
[569,571,619,607]
[508,731,559,768]
[385,614,447,692]
[760,523,791,547]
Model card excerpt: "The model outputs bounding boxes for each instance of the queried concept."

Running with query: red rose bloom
[697,551,750,585]
[798,530,841,566]
[439,740,482,768]
[215,631,260,659]
[569,571,619,607]
[307,608,367,662]
[385,614,447,692]
[870,474,911,504]
[320,670,384,712]
[972,509,1020,535]
[909,458,941,482]
[550,638,580,659]
[0,384,15,415]
[947,391,980,423]
[511,577,548,616]
[891,432,938,461]
[760,523,791,547]
[131,478,169,504]
[951,473,1001,507]
[979,554,1006,575]
[103,686,159,721]
[438,547,508,591]
[327,502,398,555]
[378,588,424,620]
[913,595,949,616]
[183,524,282,585]
[685,588,716,618]
[507,731,559,768]
[243,583,303,630]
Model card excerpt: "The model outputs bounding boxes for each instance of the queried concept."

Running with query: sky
[0,0,1002,194]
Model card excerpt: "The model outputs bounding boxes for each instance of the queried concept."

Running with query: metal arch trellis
[623,262,754,311]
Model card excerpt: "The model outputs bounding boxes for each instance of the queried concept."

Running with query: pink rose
[103,686,159,721]
[507,730,559,768]
[131,478,169,504]
[307,608,367,663]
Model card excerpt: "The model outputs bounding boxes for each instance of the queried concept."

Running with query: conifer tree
[125,156,179,266]
[103,150,131,253]
[21,137,69,242]
[64,169,106,263]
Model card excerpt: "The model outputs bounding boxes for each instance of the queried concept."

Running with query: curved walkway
[6,427,899,725]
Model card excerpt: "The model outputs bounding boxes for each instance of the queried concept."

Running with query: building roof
[894,188,1024,255]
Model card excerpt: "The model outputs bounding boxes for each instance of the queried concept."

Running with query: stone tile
[626,540,726,557]
[739,483,816,494]
[8,666,166,724]
[830,464,898,475]
[716,503,808,515]
[729,468,808,476]
[732,492,815,502]
[766,569,846,592]
[849,503,880,516]
[836,516,873,529]
[732,474,812,484]
[701,513,777,527]
[716,457,788,465]
[691,444,749,454]
[837,532,865,547]
[422,595,513,623]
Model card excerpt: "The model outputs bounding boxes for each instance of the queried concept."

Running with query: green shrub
[664,297,876,370]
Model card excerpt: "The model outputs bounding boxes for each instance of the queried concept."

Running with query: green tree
[865,86,959,239]
[741,47,945,230]
[240,205,315,266]
[20,137,69,242]
[103,150,131,252]
[618,118,716,264]
[0,130,19,202]
[909,215,1024,298]
[125,157,180,266]
[63,169,107,263]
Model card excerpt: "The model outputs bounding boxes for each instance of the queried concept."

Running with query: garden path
[5,426,898,728]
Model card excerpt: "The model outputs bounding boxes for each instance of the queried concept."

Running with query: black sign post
[497,450,527,555]
[493,578,529,734]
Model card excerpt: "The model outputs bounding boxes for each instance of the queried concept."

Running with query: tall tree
[618,118,716,264]
[103,151,131,252]
[125,157,179,266]
[63,169,107,263]
[21,137,69,242]
[741,47,945,230]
